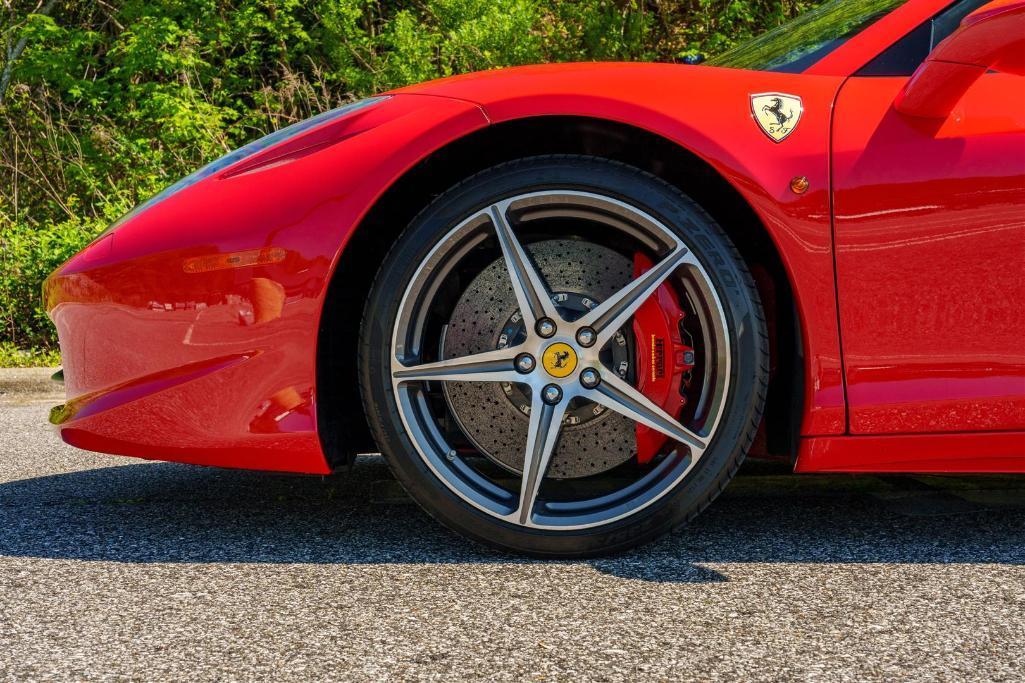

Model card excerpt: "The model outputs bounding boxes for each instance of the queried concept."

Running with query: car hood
[388,61,749,112]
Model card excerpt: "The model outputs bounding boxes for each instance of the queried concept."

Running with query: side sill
[795,432,1025,473]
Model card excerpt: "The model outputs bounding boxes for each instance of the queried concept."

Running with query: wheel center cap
[541,342,577,378]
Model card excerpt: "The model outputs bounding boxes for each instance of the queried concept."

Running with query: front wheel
[359,156,767,557]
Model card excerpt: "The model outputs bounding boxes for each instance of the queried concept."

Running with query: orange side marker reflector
[789,176,810,194]
[183,247,286,274]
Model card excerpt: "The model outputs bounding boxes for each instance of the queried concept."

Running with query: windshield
[709,0,907,72]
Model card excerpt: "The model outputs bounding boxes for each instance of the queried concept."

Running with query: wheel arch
[316,115,803,469]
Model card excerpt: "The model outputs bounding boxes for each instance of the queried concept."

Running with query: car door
[831,8,1025,434]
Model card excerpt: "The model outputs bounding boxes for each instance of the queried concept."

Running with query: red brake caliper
[631,253,695,463]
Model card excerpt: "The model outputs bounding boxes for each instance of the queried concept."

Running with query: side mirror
[895,0,1025,118]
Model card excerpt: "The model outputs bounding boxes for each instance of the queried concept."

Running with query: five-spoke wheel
[360,157,766,556]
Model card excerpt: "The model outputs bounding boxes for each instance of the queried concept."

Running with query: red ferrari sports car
[44,0,1025,556]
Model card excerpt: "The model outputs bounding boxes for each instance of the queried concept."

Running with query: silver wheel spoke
[576,246,694,348]
[511,392,567,525]
[590,372,707,455]
[488,202,561,327]
[393,347,523,384]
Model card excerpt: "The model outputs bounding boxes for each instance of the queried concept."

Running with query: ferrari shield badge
[750,93,803,142]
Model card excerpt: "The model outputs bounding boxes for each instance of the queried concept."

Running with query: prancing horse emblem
[541,342,577,378]
[750,93,803,143]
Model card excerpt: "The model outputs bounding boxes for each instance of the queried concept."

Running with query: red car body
[44,0,1025,475]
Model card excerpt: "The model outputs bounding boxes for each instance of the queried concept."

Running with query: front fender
[394,63,847,435]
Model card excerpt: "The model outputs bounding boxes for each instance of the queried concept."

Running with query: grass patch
[0,342,60,368]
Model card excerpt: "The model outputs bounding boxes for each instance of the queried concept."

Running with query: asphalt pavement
[1,369,1024,681]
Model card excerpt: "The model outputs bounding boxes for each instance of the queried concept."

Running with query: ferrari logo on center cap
[542,342,577,378]
[750,93,803,142]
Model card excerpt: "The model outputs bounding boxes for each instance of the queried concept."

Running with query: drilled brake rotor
[443,240,637,479]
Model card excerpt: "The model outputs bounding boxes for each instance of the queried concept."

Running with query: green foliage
[0,211,111,349]
[0,341,61,367]
[0,0,821,363]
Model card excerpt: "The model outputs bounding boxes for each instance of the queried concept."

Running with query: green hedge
[0,0,820,359]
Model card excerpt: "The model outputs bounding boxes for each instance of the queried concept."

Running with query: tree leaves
[0,0,821,352]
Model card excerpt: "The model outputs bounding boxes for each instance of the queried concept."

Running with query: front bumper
[44,94,489,473]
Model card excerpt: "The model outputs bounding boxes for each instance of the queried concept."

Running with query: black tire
[359,155,768,557]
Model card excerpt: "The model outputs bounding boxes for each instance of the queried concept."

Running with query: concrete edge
[0,367,64,402]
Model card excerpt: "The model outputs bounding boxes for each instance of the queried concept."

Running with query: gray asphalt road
[1,379,1024,681]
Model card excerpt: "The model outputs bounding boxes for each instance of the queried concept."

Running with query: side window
[857,21,932,75]
[857,0,989,76]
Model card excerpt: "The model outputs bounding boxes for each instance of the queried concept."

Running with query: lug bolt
[536,318,557,338]
[579,367,601,389]
[542,384,563,405]
[515,353,536,374]
[576,326,596,347]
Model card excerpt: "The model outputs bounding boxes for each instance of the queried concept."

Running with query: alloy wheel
[389,190,731,530]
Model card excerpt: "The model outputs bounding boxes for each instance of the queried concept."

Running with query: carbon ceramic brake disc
[443,240,637,479]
